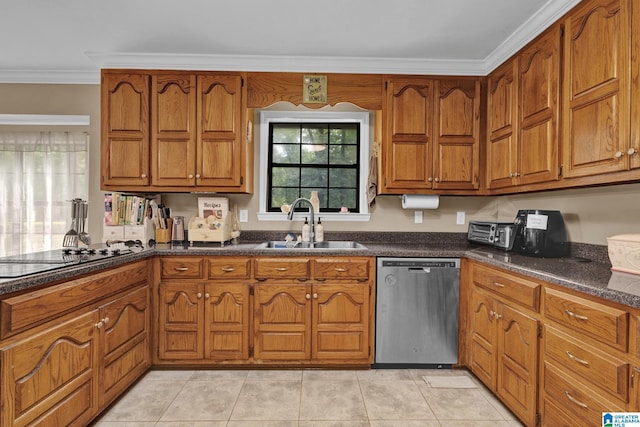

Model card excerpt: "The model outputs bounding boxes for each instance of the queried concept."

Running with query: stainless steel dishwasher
[375,257,460,367]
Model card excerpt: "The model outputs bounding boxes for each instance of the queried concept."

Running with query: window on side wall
[0,131,89,256]
[258,110,371,222]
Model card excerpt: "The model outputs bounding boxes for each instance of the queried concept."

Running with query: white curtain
[0,132,89,256]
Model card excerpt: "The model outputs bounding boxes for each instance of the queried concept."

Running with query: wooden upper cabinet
[382,77,434,192]
[518,25,561,186]
[101,72,150,187]
[197,74,245,188]
[433,79,481,190]
[151,73,197,186]
[486,59,518,189]
[562,0,630,178]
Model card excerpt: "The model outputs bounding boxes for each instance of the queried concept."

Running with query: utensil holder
[155,218,173,243]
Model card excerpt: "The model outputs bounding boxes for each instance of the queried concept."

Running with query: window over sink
[257,109,371,222]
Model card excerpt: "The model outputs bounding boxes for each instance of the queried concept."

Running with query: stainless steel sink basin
[254,240,367,250]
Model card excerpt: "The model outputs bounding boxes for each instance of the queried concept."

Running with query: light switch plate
[414,210,423,224]
[456,211,466,225]
[239,209,249,223]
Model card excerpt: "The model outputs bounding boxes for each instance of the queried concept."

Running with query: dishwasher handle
[408,267,431,273]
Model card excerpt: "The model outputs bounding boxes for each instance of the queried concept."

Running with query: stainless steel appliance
[467,220,517,250]
[375,257,460,367]
[0,246,137,279]
[468,209,568,257]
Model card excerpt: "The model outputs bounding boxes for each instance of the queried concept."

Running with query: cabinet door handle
[565,351,589,366]
[195,173,201,178]
[306,293,311,300]
[95,321,104,329]
[427,177,433,182]
[204,293,210,299]
[196,292,202,299]
[334,267,348,272]
[188,174,194,179]
[614,151,625,159]
[434,177,440,182]
[492,281,505,288]
[175,267,189,272]
[564,309,588,321]
[275,267,289,272]
[141,174,147,179]
[221,267,236,272]
[313,293,318,299]
[565,391,588,409]
[103,317,110,325]
[629,148,638,156]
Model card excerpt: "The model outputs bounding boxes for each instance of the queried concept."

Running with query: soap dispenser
[301,217,310,242]
[315,217,324,242]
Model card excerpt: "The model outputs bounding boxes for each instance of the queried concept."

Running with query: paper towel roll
[401,195,440,209]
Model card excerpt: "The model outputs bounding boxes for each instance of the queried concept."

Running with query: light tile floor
[92,369,525,427]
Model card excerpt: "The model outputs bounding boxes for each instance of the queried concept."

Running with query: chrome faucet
[287,197,315,245]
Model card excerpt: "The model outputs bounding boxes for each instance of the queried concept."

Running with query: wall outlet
[414,210,423,224]
[456,211,466,225]
[239,209,249,223]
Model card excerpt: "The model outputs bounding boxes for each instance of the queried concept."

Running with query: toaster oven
[467,220,517,251]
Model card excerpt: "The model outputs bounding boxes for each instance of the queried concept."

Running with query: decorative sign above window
[303,75,327,104]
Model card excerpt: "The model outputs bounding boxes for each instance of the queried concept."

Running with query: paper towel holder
[400,194,440,210]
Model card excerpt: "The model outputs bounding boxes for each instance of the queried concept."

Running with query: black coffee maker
[512,210,568,258]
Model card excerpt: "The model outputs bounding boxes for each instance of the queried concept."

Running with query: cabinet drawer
[0,260,147,339]
[254,258,310,280]
[159,257,204,279]
[314,258,371,280]
[472,263,540,311]
[543,362,624,424]
[543,287,628,351]
[544,326,628,402]
[208,257,251,279]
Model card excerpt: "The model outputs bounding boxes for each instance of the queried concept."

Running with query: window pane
[328,189,357,210]
[272,144,300,164]
[273,124,300,144]
[301,125,328,145]
[330,125,358,145]
[272,167,300,187]
[329,145,357,165]
[271,187,300,208]
[301,168,328,187]
[329,168,357,188]
[301,144,328,164]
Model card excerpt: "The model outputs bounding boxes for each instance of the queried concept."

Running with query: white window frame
[257,110,371,222]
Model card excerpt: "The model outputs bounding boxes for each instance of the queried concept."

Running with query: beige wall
[1,83,638,247]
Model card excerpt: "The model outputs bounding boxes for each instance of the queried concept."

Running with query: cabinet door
[101,72,150,187]
[468,288,498,388]
[518,25,561,185]
[151,73,197,186]
[382,77,434,191]
[99,285,150,407]
[158,282,204,360]
[312,283,370,361]
[197,74,245,188]
[205,283,250,360]
[1,311,99,427]
[496,302,538,426]
[486,60,518,189]
[433,79,481,190]
[562,0,630,178]
[253,284,311,360]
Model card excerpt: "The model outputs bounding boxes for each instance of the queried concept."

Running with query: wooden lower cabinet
[253,282,371,363]
[468,287,538,426]
[0,282,150,427]
[1,310,99,427]
[157,281,251,361]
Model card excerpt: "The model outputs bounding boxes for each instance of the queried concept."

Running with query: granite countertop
[1,231,637,310]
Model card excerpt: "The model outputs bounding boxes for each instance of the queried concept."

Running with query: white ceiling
[0,0,581,84]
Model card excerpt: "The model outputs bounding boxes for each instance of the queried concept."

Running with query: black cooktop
[0,246,132,279]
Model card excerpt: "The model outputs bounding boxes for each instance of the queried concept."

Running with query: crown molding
[0,0,581,84]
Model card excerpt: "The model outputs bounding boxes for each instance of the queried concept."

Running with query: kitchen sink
[254,240,367,250]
